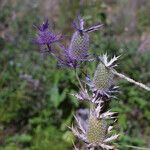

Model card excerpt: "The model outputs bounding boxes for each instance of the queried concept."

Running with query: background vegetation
[0,0,150,149]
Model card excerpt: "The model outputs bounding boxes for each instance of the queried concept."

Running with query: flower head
[68,16,103,61]
[70,105,119,149]
[34,19,62,46]
[51,44,80,68]
[87,54,120,98]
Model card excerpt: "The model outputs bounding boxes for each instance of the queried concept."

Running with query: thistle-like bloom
[68,16,103,61]
[70,104,119,149]
[33,20,77,67]
[87,54,120,98]
[53,44,80,68]
[34,19,61,46]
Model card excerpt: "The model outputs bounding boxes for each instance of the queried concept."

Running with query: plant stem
[75,68,85,92]
[112,69,150,91]
[123,145,149,150]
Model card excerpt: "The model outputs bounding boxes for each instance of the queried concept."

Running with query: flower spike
[70,108,119,150]
[68,16,103,61]
[86,54,120,99]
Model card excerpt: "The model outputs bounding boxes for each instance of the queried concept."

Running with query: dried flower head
[68,16,103,61]
[87,54,120,98]
[70,104,119,149]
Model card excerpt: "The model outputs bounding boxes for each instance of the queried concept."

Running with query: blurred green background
[0,0,150,149]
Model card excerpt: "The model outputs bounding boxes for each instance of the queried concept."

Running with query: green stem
[75,68,84,92]
[123,145,149,150]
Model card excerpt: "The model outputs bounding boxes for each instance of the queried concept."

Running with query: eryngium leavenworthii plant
[34,15,150,150]
[71,103,119,149]
[68,16,103,61]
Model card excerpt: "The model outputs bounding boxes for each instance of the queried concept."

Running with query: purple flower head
[34,20,62,46]
[68,16,103,61]
[52,44,80,68]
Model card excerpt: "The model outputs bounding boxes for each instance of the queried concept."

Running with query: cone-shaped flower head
[34,19,61,45]
[87,54,120,97]
[93,61,114,92]
[68,16,103,61]
[87,114,107,144]
[68,29,89,61]
[70,106,119,149]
